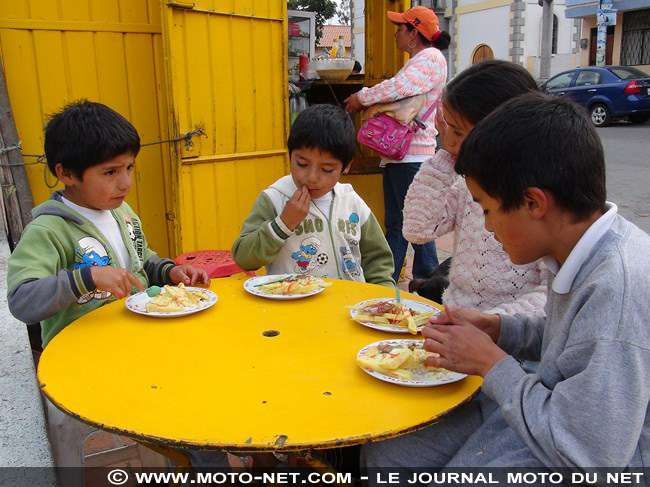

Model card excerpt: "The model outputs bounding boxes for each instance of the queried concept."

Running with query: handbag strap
[420,98,440,123]
[413,98,440,130]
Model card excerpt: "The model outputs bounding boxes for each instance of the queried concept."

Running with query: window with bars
[621,9,650,66]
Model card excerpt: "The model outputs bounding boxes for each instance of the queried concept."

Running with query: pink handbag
[357,100,439,160]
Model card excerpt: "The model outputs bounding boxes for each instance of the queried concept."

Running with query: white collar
[61,196,114,222]
[542,202,617,294]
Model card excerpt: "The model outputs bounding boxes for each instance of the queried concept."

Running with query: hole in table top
[323,391,332,396]
[262,330,280,337]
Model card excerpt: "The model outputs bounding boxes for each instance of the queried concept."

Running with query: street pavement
[598,121,650,234]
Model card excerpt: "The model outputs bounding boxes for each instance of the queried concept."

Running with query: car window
[575,71,602,86]
[609,67,649,79]
[545,71,575,90]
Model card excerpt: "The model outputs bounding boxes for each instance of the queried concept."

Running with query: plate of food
[125,283,217,317]
[243,274,331,300]
[356,339,466,387]
[348,298,440,334]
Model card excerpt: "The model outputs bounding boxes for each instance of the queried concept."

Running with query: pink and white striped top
[357,47,447,158]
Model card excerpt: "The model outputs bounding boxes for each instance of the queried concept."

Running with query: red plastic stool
[174,250,255,278]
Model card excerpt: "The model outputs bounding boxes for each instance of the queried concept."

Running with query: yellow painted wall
[0,0,175,257]
[365,0,411,85]
[1,0,402,259]
[340,174,385,230]
[1,0,289,258]
[160,0,289,253]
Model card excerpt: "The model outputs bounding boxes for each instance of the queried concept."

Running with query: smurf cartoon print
[125,218,136,247]
[340,246,361,278]
[291,236,321,274]
[74,236,113,304]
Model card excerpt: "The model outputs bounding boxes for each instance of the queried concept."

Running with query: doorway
[472,44,494,64]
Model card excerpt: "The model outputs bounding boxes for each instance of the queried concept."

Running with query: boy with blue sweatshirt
[362,93,650,477]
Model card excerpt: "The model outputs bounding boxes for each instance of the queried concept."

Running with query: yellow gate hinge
[166,1,195,9]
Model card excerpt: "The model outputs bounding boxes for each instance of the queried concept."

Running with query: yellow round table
[38,275,482,452]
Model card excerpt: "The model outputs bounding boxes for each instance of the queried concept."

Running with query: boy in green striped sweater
[7,100,208,347]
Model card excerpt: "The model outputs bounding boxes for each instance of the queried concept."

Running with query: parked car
[541,66,650,127]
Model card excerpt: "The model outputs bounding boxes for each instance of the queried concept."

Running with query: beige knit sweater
[403,150,547,315]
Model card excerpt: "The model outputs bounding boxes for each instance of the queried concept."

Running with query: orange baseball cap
[387,6,441,41]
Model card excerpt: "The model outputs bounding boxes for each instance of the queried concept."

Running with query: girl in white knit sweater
[403,60,547,315]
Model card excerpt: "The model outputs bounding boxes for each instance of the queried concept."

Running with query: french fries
[256,275,331,295]
[357,343,443,380]
[145,283,209,313]
[350,300,435,334]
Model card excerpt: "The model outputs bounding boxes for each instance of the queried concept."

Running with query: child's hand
[429,306,501,343]
[434,104,448,142]
[91,267,145,299]
[280,186,311,231]
[423,308,506,377]
[169,264,210,286]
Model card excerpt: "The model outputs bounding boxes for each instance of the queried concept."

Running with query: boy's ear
[54,163,77,185]
[523,187,549,219]
[342,164,351,175]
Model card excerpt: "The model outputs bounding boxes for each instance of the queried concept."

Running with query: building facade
[565,0,650,72]
[440,0,581,78]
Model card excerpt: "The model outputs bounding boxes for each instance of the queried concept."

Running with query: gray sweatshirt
[483,214,650,469]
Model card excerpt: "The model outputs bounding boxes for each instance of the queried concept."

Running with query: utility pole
[596,0,616,65]
[539,0,554,80]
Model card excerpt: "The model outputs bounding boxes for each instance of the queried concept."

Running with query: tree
[287,0,337,42]
[336,0,351,25]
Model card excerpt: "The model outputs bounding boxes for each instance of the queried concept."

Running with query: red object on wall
[299,52,309,80]
[174,250,255,278]
[289,23,300,36]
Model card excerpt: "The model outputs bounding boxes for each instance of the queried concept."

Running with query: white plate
[243,274,327,300]
[350,298,440,334]
[357,339,467,387]
[125,287,218,318]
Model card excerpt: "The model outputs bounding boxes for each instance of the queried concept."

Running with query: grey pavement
[598,122,650,234]
[0,231,57,481]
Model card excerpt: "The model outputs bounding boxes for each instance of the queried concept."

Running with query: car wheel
[590,103,611,127]
[629,114,650,124]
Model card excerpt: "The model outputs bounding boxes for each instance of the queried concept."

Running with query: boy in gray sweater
[362,93,650,478]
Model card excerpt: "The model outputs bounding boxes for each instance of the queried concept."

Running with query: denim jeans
[383,163,438,281]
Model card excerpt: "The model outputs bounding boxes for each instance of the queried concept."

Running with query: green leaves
[287,0,337,41]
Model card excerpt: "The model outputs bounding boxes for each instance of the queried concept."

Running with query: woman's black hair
[405,24,450,50]
[443,60,539,125]
[45,100,140,179]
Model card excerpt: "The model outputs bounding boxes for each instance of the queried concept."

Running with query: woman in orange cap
[345,6,450,285]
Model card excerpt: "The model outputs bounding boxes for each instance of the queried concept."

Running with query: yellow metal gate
[0,0,176,257]
[160,0,289,253]
[1,0,288,257]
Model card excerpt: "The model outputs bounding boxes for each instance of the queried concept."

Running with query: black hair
[353,60,362,73]
[455,92,606,221]
[287,104,355,170]
[432,31,451,51]
[44,100,140,179]
[405,23,451,50]
[444,60,539,125]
